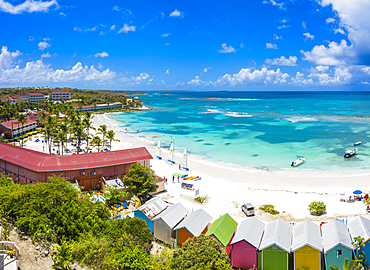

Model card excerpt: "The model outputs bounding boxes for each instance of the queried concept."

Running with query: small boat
[344,148,357,158]
[291,158,305,167]
[354,141,361,146]
[180,147,189,171]
[166,141,175,164]
[155,140,162,160]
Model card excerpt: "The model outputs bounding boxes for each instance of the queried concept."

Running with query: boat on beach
[291,158,305,167]
[354,141,361,146]
[180,147,189,171]
[155,140,162,160]
[166,141,175,164]
[344,148,357,158]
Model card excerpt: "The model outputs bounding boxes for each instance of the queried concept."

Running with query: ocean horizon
[107,91,370,172]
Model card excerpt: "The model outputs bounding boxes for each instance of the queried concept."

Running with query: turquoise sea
[107,91,370,172]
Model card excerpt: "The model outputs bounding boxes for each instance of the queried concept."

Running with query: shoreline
[92,113,370,223]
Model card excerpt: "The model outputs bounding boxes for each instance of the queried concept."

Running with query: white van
[241,203,255,216]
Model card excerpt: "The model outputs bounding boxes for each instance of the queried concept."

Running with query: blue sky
[1,0,370,90]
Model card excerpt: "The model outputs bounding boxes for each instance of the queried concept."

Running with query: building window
[337,249,342,257]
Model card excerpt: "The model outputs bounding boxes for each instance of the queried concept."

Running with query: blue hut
[132,197,169,233]
[322,219,354,269]
[348,216,370,266]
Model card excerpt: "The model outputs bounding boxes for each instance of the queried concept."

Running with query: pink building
[0,143,152,187]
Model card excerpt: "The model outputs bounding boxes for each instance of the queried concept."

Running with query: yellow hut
[291,220,322,270]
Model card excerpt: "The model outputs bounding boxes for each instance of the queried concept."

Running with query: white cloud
[161,33,171,37]
[303,32,315,41]
[165,43,170,46]
[29,36,34,41]
[170,9,184,18]
[110,25,116,31]
[280,19,287,23]
[301,39,355,65]
[98,63,103,69]
[187,75,205,86]
[273,34,282,40]
[41,52,51,58]
[38,41,50,51]
[203,67,211,73]
[0,47,115,84]
[308,66,352,85]
[113,5,119,11]
[302,21,306,29]
[118,24,136,33]
[277,25,289,29]
[0,46,21,69]
[319,0,370,64]
[240,42,244,49]
[291,72,313,85]
[266,43,278,49]
[59,12,66,16]
[74,27,82,32]
[214,67,290,86]
[316,65,329,72]
[94,52,109,58]
[99,31,105,35]
[165,69,170,75]
[85,26,97,32]
[265,56,298,66]
[334,28,345,34]
[120,72,153,86]
[218,43,236,53]
[326,17,335,23]
[262,0,285,10]
[0,0,57,14]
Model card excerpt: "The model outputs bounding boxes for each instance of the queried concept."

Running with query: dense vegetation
[308,201,326,215]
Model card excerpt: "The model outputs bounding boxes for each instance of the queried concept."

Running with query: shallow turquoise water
[107,91,370,171]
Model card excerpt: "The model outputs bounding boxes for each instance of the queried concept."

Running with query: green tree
[52,240,73,270]
[106,129,120,150]
[122,163,158,196]
[171,235,231,270]
[15,113,27,147]
[91,135,102,152]
[329,258,363,270]
[308,201,326,215]
[82,111,95,151]
[71,117,86,154]
[97,124,108,147]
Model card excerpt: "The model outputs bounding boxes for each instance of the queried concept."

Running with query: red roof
[52,91,69,94]
[0,143,153,172]
[28,92,43,96]
[15,94,29,97]
[1,97,15,102]
[0,118,37,129]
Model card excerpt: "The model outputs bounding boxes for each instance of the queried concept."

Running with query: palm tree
[97,124,108,148]
[82,111,95,151]
[106,130,120,151]
[91,136,102,152]
[71,118,86,154]
[43,115,57,154]
[16,113,27,147]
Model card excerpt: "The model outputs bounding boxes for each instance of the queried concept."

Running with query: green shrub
[308,201,326,215]
[259,204,280,215]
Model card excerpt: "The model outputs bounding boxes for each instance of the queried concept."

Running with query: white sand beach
[23,113,370,224]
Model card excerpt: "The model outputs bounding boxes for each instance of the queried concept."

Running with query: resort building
[153,203,189,247]
[259,219,292,270]
[205,213,238,247]
[50,91,70,101]
[291,220,322,270]
[173,208,212,247]
[0,97,17,104]
[28,92,45,103]
[11,94,29,103]
[0,143,152,186]
[229,217,265,270]
[73,102,123,112]
[0,118,37,137]
[0,241,20,270]
[322,219,354,269]
[132,197,169,233]
[348,215,370,266]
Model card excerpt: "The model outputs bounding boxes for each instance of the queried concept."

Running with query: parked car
[241,203,255,216]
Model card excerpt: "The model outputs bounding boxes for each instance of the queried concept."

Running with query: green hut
[205,213,238,247]
[259,219,293,270]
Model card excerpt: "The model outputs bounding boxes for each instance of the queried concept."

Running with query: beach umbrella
[353,190,362,195]
[173,173,184,177]
[71,149,76,152]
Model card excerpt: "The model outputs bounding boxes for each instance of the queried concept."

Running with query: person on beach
[177,176,180,183]
[172,175,175,183]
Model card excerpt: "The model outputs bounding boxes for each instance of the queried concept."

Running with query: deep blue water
[108,91,370,171]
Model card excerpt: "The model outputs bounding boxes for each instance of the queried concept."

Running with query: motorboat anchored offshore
[344,148,357,158]
[354,141,361,146]
[291,158,305,167]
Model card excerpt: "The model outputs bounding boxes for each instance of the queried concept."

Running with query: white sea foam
[224,111,252,117]
[286,116,318,123]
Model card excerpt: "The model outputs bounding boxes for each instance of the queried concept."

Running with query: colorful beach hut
[205,213,238,247]
[259,218,292,270]
[173,209,212,247]
[230,217,265,270]
[348,215,370,265]
[132,197,169,233]
[152,203,188,247]
[322,219,354,269]
[291,220,322,270]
